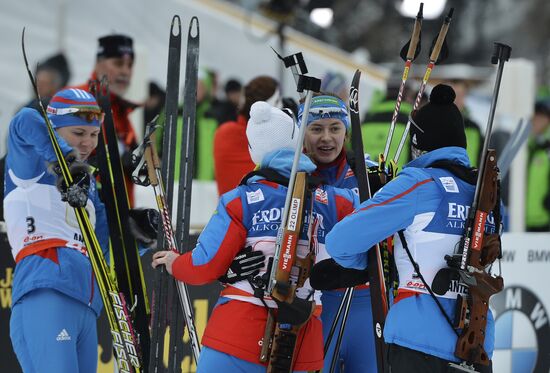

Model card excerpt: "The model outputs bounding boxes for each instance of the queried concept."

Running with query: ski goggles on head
[297,95,350,130]
[47,106,103,128]
[72,110,105,123]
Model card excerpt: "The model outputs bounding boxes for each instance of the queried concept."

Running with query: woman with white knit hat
[153,101,359,372]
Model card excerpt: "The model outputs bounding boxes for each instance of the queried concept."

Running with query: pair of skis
[22,30,143,373]
[325,4,455,373]
[131,15,202,373]
[91,77,151,370]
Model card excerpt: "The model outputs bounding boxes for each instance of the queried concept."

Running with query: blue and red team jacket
[326,146,496,363]
[4,108,109,316]
[171,149,359,371]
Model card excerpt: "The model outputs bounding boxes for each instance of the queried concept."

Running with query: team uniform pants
[10,288,98,373]
[388,344,493,373]
[197,346,308,373]
[320,288,377,373]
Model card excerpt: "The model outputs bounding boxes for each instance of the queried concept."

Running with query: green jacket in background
[464,116,483,167]
[526,136,550,231]
[361,100,412,172]
[156,100,219,181]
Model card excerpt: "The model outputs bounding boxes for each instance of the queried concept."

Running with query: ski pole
[140,121,202,363]
[328,287,354,373]
[266,75,322,294]
[321,287,353,356]
[380,3,423,170]
[393,8,454,164]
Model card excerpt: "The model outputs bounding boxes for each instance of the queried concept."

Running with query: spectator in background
[445,79,484,167]
[213,76,279,195]
[144,81,166,128]
[191,68,220,180]
[321,71,349,102]
[361,77,414,171]
[225,79,243,109]
[526,100,550,231]
[209,78,242,124]
[73,34,139,204]
[22,53,70,110]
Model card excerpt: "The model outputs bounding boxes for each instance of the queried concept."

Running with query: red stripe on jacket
[335,194,356,222]
[172,197,247,285]
[355,178,433,214]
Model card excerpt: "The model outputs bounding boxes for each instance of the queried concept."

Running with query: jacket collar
[405,146,471,169]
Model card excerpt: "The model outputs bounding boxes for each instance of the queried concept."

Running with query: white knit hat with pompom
[246,101,299,164]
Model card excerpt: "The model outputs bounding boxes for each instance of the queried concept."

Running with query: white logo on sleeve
[56,329,71,341]
[439,177,459,193]
[246,189,265,204]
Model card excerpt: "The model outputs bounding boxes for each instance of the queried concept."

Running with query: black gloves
[367,165,386,195]
[52,158,92,208]
[219,246,265,284]
[128,208,160,249]
[310,258,369,290]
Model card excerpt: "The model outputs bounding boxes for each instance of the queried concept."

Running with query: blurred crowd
[3,33,550,232]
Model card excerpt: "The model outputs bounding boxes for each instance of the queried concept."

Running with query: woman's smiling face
[304,118,346,165]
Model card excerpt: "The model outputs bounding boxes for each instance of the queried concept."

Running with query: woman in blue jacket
[5,88,109,373]
[326,85,495,373]
[299,93,378,373]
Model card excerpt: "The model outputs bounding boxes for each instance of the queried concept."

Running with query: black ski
[149,15,182,373]
[168,16,201,372]
[350,70,389,373]
[92,78,151,369]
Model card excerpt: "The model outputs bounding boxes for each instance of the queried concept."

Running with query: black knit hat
[37,53,70,87]
[410,84,466,152]
[97,34,134,59]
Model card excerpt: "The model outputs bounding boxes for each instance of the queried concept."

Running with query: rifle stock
[261,172,317,372]
[453,150,503,365]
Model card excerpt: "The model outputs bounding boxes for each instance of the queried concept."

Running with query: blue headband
[297,95,350,130]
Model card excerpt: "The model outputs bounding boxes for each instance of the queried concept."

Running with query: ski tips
[21,28,40,100]
[417,3,424,19]
[348,70,361,115]
[189,16,199,38]
[171,15,181,36]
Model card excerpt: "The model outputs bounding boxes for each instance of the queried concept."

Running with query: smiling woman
[300,93,350,166]
[296,92,379,373]
[304,117,347,165]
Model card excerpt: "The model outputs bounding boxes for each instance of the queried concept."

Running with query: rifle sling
[428,160,477,185]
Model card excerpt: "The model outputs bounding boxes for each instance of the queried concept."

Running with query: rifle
[257,74,322,372]
[432,42,511,370]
